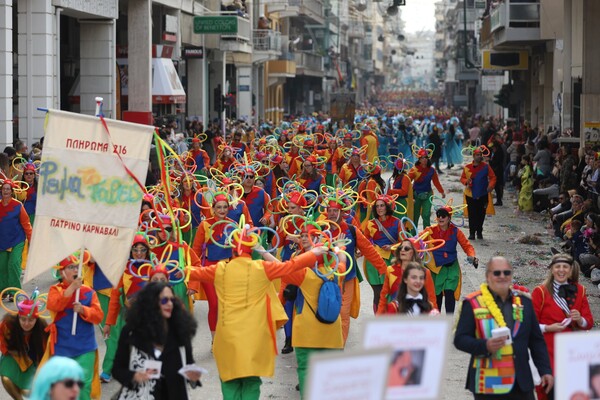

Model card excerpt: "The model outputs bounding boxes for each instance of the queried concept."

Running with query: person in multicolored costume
[359,125,379,163]
[363,195,402,312]
[267,223,347,398]
[377,237,438,314]
[192,194,235,340]
[273,191,308,354]
[460,146,496,240]
[0,288,48,399]
[454,256,554,399]
[46,252,104,400]
[424,207,476,314]
[0,181,32,293]
[324,198,387,344]
[188,218,329,400]
[387,158,413,221]
[408,148,445,229]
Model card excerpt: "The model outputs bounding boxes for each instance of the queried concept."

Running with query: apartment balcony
[489,0,541,48]
[268,58,297,86]
[347,25,365,38]
[220,16,252,53]
[294,51,324,77]
[252,30,282,63]
[456,58,479,81]
[289,0,325,23]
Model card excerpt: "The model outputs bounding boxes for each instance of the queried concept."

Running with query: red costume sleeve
[532,286,544,320]
[0,321,8,354]
[19,205,32,243]
[191,220,208,261]
[355,229,387,274]
[460,167,469,186]
[202,150,210,169]
[456,229,475,257]
[577,285,594,330]
[188,263,217,282]
[487,164,497,191]
[431,170,445,195]
[47,284,73,312]
[408,167,417,182]
[242,203,253,226]
[263,251,318,280]
[388,176,410,198]
[105,282,124,326]
[376,271,391,314]
[425,269,438,309]
[183,244,202,293]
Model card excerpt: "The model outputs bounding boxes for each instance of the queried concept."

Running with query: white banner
[24,109,154,286]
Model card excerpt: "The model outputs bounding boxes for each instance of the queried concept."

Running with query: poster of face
[361,316,452,400]
[305,348,393,400]
[555,331,600,400]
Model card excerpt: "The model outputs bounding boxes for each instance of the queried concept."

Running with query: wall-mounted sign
[183,47,204,59]
[193,16,238,34]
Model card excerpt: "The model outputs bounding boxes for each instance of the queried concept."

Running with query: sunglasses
[399,246,413,252]
[24,172,35,175]
[160,297,175,305]
[132,247,148,253]
[163,226,172,232]
[56,379,84,389]
[492,270,512,277]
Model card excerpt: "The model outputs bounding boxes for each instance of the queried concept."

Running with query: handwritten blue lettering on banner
[38,160,142,205]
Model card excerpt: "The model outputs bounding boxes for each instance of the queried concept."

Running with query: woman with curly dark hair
[112,282,202,400]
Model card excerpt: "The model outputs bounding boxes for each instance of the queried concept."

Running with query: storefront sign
[193,16,239,34]
[183,47,204,59]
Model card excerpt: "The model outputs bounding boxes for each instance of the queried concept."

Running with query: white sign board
[306,348,393,400]
[555,331,600,400]
[361,316,452,400]
[24,109,154,286]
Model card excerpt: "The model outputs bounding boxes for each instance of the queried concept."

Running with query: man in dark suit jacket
[454,256,553,399]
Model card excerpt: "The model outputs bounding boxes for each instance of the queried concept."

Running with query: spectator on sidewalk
[454,257,553,399]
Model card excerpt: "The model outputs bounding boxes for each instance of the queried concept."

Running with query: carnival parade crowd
[0,103,596,400]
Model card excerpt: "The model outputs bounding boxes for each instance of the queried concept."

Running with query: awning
[69,58,186,105]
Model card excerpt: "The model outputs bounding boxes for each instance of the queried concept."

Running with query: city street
[6,167,598,400]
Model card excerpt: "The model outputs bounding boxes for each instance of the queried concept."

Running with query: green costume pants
[72,351,96,400]
[0,242,24,291]
[413,192,432,229]
[221,377,262,400]
[296,347,337,398]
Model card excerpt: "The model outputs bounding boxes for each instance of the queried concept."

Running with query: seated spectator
[552,194,584,238]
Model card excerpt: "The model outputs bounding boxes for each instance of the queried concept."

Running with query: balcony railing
[347,25,364,38]
[289,0,324,18]
[294,51,323,71]
[490,0,540,33]
[221,16,251,42]
[253,30,282,52]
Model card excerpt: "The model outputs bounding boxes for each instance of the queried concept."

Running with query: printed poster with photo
[361,316,452,400]
[555,331,600,400]
[305,348,393,400]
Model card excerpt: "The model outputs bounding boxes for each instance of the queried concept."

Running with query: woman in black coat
[113,282,201,400]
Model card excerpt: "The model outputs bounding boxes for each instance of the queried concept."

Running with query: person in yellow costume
[261,223,348,397]
[188,217,329,400]
[359,125,379,163]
